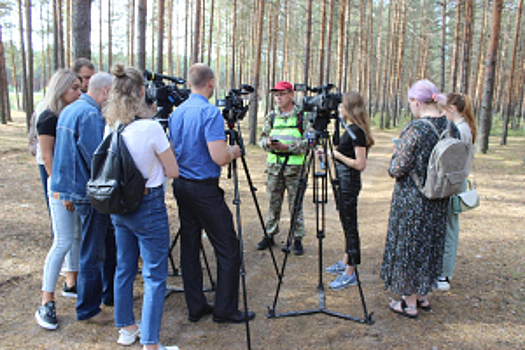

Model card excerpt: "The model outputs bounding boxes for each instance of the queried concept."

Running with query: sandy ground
[0,113,524,349]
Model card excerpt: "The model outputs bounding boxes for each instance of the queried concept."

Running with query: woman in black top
[320,91,374,290]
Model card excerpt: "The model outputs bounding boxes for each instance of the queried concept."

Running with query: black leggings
[337,164,361,266]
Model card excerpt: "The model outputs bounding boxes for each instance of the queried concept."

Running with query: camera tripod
[266,128,374,325]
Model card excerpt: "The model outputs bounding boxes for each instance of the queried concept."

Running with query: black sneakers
[256,236,275,250]
[62,282,77,298]
[35,301,58,330]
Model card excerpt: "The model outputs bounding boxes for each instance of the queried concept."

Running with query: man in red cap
[257,81,308,255]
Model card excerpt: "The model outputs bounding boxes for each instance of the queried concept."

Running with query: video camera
[294,83,342,132]
[143,70,190,127]
[216,84,254,128]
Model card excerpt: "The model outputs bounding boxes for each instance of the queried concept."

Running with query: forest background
[0,0,524,153]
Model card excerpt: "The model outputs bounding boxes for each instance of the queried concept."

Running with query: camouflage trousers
[265,170,305,239]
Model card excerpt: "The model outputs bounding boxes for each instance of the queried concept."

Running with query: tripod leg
[353,266,373,324]
[168,230,182,276]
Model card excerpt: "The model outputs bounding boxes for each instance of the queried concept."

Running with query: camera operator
[256,82,308,255]
[168,63,255,324]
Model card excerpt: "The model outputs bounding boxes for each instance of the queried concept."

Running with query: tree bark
[18,0,30,127]
[325,0,335,83]
[318,0,327,85]
[167,0,173,75]
[207,0,215,67]
[336,0,346,90]
[450,0,462,92]
[474,0,491,114]
[501,0,523,145]
[303,0,313,85]
[137,0,147,70]
[9,42,21,110]
[479,0,504,154]
[108,0,113,69]
[192,0,201,64]
[230,0,237,89]
[248,0,265,145]
[24,0,34,118]
[156,0,165,72]
[72,0,92,60]
[99,0,103,69]
[459,0,474,94]
[441,0,446,92]
[0,24,10,124]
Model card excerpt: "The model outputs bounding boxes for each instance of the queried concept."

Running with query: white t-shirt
[121,119,171,188]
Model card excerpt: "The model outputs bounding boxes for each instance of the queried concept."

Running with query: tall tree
[325,0,335,83]
[303,0,313,85]
[137,0,147,70]
[230,0,237,89]
[459,0,474,94]
[206,0,214,67]
[167,0,173,75]
[336,0,347,90]
[156,0,164,72]
[24,0,34,117]
[248,0,265,145]
[501,0,524,145]
[0,24,10,125]
[318,0,327,85]
[108,0,113,69]
[449,1,462,92]
[17,0,30,127]
[72,0,92,60]
[441,0,447,92]
[479,0,504,154]
[192,0,201,64]
[99,0,103,70]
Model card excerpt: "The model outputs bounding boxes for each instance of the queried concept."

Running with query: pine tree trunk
[9,42,21,111]
[130,0,135,66]
[167,0,173,75]
[99,0,103,69]
[303,0,313,84]
[459,0,474,94]
[248,0,265,145]
[479,0,504,154]
[474,0,491,114]
[72,0,92,60]
[192,0,201,64]
[336,0,346,90]
[57,0,65,68]
[156,0,165,72]
[108,0,113,69]
[325,0,335,83]
[65,0,71,67]
[137,0,147,70]
[441,0,446,92]
[374,0,384,111]
[24,0,34,118]
[0,24,10,124]
[18,0,30,127]
[450,1,462,92]
[501,0,523,145]
[206,0,215,67]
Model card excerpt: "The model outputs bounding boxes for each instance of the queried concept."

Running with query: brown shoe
[85,310,114,325]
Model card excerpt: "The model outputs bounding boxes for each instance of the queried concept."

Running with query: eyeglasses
[274,91,289,97]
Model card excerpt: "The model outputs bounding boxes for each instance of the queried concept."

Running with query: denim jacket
[50,94,105,202]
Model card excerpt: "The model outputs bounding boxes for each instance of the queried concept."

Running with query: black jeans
[172,178,240,317]
[336,163,361,266]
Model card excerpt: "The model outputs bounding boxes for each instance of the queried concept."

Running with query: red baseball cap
[271,81,293,92]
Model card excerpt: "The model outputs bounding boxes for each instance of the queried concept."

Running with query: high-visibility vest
[267,113,306,165]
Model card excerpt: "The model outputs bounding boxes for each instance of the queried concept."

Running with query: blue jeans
[42,195,81,292]
[74,201,109,320]
[111,187,169,346]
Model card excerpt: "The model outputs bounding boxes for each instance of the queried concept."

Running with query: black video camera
[294,83,342,132]
[216,84,254,128]
[143,70,190,127]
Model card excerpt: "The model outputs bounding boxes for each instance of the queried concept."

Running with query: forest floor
[1,112,524,349]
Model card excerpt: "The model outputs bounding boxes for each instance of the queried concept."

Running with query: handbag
[451,179,480,214]
[86,124,146,214]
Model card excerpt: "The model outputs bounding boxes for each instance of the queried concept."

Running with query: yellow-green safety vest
[267,114,305,165]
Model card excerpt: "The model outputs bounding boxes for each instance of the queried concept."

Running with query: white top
[121,119,171,188]
[455,117,474,175]
[34,101,46,165]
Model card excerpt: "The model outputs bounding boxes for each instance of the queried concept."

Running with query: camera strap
[271,152,291,177]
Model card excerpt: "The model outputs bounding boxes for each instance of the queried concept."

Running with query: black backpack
[86,124,146,214]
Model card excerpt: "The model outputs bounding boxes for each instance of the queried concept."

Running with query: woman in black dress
[380,79,459,318]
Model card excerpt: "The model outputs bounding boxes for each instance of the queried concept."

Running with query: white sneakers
[117,322,141,346]
[437,277,451,291]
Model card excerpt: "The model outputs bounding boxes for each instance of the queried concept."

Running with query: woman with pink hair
[380,79,460,319]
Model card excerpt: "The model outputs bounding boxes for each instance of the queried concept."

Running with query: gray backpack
[411,119,469,199]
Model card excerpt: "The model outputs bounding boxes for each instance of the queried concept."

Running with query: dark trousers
[172,178,240,317]
[337,164,361,266]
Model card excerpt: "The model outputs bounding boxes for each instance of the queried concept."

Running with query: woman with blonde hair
[435,92,476,291]
[321,91,374,290]
[105,64,179,350]
[35,69,82,330]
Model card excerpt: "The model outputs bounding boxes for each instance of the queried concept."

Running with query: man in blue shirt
[169,63,255,324]
[50,72,115,324]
